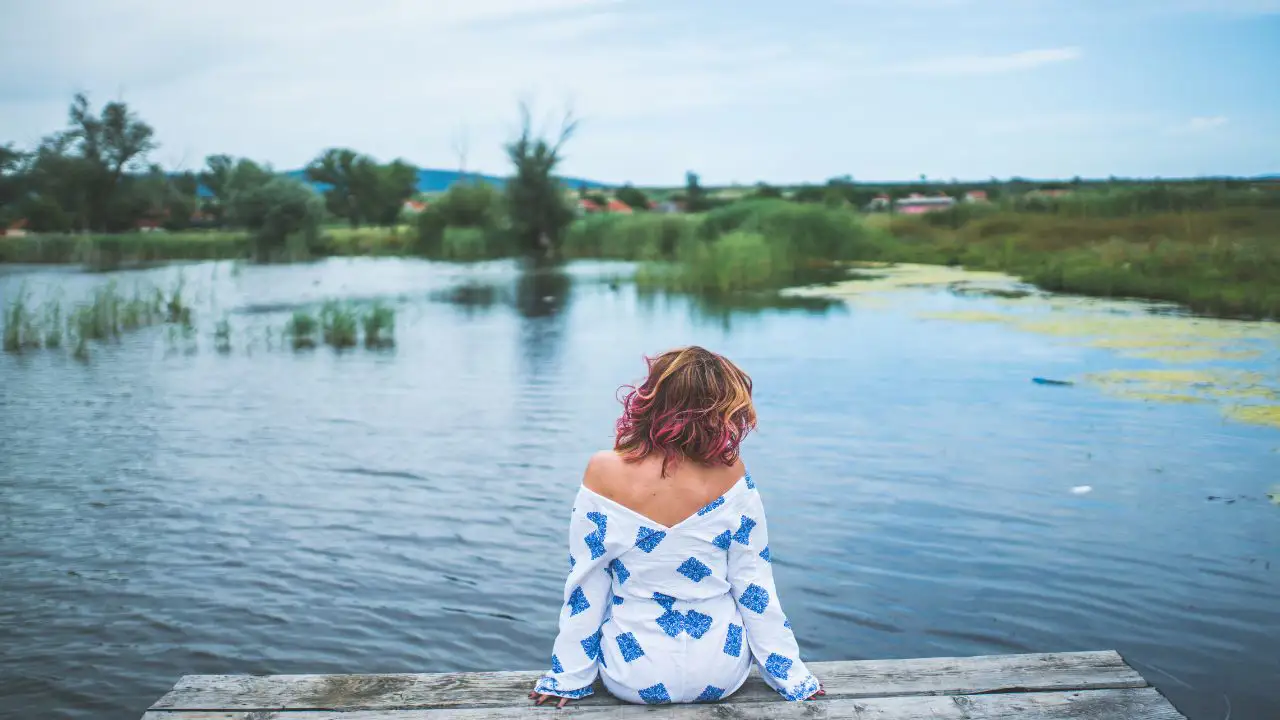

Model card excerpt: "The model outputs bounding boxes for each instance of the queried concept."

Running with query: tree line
[0,94,582,259]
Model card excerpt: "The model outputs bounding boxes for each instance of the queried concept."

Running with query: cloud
[886,47,1082,76]
[1170,116,1230,134]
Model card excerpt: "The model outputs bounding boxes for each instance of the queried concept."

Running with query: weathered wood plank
[141,687,1185,719]
[149,651,1146,711]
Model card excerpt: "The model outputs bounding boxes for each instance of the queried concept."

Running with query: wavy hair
[614,346,756,474]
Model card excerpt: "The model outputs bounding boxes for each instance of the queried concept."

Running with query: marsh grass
[320,301,359,349]
[3,277,196,358]
[2,287,40,352]
[361,302,396,349]
[882,209,1280,318]
[0,231,248,267]
[622,201,887,293]
[213,316,232,354]
[562,214,699,261]
[286,311,319,350]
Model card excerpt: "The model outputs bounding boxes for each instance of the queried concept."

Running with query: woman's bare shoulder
[582,450,626,498]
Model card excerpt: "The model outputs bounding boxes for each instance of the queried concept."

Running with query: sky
[1,0,1277,185]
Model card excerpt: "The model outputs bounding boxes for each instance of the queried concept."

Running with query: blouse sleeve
[726,487,820,701]
[534,494,613,699]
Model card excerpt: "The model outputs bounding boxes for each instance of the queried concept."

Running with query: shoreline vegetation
[2,92,1278,325]
[5,200,1277,320]
[1,274,396,358]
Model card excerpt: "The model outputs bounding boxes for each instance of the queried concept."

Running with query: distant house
[135,217,164,232]
[1027,188,1072,199]
[865,194,892,212]
[0,218,29,237]
[963,190,989,203]
[655,200,682,214]
[402,200,428,215]
[577,198,602,214]
[894,193,956,214]
[605,199,633,214]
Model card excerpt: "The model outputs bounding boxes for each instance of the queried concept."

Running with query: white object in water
[1071,485,1093,495]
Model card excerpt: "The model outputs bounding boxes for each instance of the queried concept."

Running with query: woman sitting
[530,346,823,707]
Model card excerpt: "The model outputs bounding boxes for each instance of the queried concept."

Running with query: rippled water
[1,258,1277,720]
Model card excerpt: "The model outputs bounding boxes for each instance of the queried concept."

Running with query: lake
[1,258,1277,720]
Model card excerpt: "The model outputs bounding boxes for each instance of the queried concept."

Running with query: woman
[529,346,824,707]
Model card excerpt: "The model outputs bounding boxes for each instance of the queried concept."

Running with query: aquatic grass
[3,286,41,352]
[213,316,232,354]
[320,301,359,349]
[361,302,396,349]
[286,311,319,350]
[41,300,63,348]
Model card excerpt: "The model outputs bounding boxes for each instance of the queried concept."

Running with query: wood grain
[149,651,1145,711]
[141,687,1186,719]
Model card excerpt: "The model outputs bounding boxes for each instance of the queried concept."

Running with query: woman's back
[582,450,744,529]
[531,346,821,707]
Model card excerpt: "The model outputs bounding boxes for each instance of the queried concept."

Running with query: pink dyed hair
[614,346,756,474]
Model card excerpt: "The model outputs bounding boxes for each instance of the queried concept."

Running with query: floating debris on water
[784,263,1031,302]
[1071,486,1093,495]
[1033,377,1074,387]
[794,263,1280,433]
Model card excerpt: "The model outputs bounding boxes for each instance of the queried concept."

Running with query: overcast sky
[1,0,1277,185]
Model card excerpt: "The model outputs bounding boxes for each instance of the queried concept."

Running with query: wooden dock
[141,650,1186,719]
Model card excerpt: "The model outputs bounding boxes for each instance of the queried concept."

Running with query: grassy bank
[6,200,1277,320]
[560,201,1280,319]
[878,207,1280,318]
[0,231,249,268]
[564,202,884,293]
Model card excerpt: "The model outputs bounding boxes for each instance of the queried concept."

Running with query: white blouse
[534,471,819,704]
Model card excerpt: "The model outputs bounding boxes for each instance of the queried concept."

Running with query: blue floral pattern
[538,473,816,703]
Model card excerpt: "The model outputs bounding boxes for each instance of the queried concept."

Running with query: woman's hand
[529,689,572,709]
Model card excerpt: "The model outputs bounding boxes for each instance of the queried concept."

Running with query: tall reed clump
[562,213,698,261]
[634,201,888,293]
[3,279,192,358]
[320,301,358,349]
[282,301,396,351]
[2,287,41,352]
[286,310,319,349]
[361,302,396,348]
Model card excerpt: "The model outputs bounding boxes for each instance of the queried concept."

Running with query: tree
[306,148,362,225]
[64,93,157,231]
[305,149,417,227]
[616,183,650,210]
[0,144,25,224]
[504,102,578,253]
[684,171,710,212]
[751,182,782,200]
[362,159,418,226]
[226,176,324,261]
[22,133,95,231]
[201,155,274,226]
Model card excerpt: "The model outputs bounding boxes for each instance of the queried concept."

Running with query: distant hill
[282,168,611,194]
